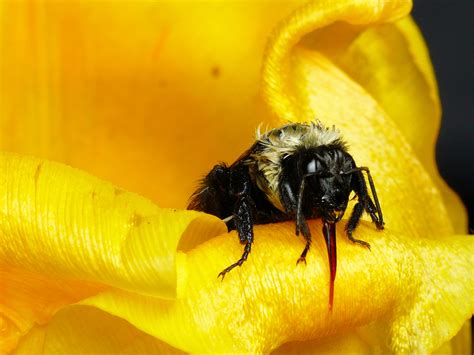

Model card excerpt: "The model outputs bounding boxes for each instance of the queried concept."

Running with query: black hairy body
[188,122,384,308]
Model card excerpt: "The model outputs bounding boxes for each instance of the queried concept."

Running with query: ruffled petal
[393,18,467,232]
[262,0,411,121]
[0,151,224,352]
[15,223,474,354]
[0,151,225,298]
[261,0,465,232]
[328,16,466,231]
[265,48,453,240]
[261,0,461,238]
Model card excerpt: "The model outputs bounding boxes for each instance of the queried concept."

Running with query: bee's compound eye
[307,159,317,173]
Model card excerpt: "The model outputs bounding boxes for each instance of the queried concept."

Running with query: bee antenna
[296,176,307,234]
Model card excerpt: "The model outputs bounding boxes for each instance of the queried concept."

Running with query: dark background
[412,1,473,231]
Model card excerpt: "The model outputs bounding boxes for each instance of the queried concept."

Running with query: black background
[412,1,473,231]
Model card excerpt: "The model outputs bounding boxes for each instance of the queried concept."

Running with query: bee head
[295,146,355,222]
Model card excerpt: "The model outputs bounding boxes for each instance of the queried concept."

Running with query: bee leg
[218,240,252,280]
[218,165,255,280]
[345,202,371,250]
[366,199,384,230]
[297,236,311,265]
[346,168,382,249]
[295,216,311,264]
[280,182,312,264]
[352,167,384,229]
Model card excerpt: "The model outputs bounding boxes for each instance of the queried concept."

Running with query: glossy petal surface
[0,0,303,207]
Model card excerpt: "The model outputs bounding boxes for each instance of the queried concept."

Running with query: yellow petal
[1,0,472,353]
[259,0,470,351]
[262,0,411,121]
[0,151,225,298]
[0,0,305,207]
[262,0,462,239]
[0,266,105,353]
[265,48,453,241]
[394,18,467,232]
[333,16,466,232]
[0,151,224,351]
[18,223,473,354]
[2,150,472,353]
[261,0,466,232]
[14,306,184,355]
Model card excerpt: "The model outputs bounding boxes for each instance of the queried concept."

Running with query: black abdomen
[188,162,289,230]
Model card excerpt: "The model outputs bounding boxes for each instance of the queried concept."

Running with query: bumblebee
[188,121,384,307]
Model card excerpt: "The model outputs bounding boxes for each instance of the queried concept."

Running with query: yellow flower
[0,0,472,354]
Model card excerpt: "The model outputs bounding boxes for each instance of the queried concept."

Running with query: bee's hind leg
[218,164,255,280]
